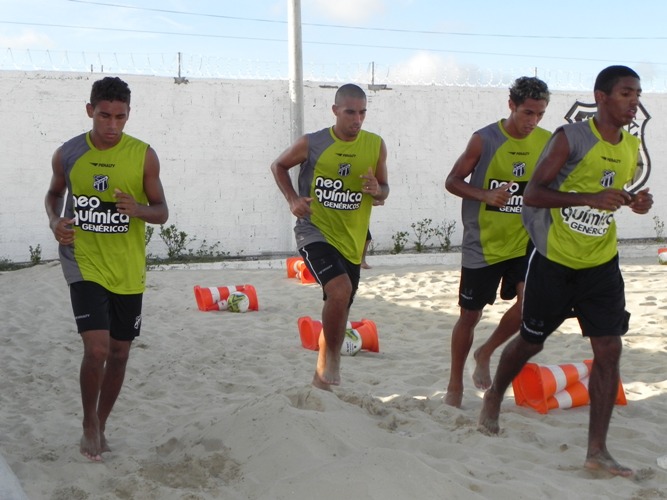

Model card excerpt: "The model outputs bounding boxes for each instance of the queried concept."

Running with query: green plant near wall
[159,224,192,260]
[435,219,457,252]
[367,239,377,256]
[147,224,233,265]
[187,240,231,260]
[653,215,665,242]
[391,230,409,254]
[29,244,42,265]
[410,218,437,252]
[145,225,154,247]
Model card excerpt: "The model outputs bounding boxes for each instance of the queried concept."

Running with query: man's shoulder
[530,126,552,143]
[557,120,594,145]
[560,120,590,134]
[59,133,90,162]
[473,121,503,142]
[359,129,382,139]
[62,132,88,148]
[307,127,331,139]
[477,121,501,133]
[620,127,640,146]
[121,133,149,148]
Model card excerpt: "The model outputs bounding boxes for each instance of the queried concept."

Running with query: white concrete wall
[1,71,665,263]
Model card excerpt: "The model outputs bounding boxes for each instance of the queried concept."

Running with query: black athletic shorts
[69,281,143,341]
[458,255,528,311]
[520,250,630,344]
[299,241,360,306]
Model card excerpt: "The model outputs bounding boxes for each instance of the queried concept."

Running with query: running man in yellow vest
[271,84,389,390]
[444,77,551,407]
[479,65,652,477]
[45,77,168,461]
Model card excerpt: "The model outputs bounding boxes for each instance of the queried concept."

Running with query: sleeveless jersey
[522,119,640,269]
[58,132,149,294]
[295,127,382,264]
[461,121,550,268]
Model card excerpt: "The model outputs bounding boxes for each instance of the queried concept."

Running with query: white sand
[1,249,666,499]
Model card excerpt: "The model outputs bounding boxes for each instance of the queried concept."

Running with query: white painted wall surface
[1,71,664,263]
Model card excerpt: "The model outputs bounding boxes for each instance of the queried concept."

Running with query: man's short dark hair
[335,83,366,105]
[90,76,131,107]
[509,77,550,106]
[594,65,640,95]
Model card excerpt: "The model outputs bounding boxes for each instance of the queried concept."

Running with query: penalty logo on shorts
[564,101,651,194]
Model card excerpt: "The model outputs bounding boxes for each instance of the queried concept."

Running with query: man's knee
[506,334,543,360]
[590,336,623,364]
[82,332,110,363]
[459,307,483,328]
[108,340,131,364]
[324,274,354,303]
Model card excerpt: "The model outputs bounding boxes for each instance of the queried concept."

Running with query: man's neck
[592,117,622,145]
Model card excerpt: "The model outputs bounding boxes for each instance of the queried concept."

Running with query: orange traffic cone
[297,262,317,284]
[286,257,302,278]
[658,247,667,265]
[548,377,592,412]
[512,360,626,414]
[193,284,259,312]
[297,316,379,353]
[285,257,317,284]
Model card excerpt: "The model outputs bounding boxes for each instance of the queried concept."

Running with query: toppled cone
[297,316,379,354]
[286,257,316,284]
[512,359,626,414]
[193,285,259,312]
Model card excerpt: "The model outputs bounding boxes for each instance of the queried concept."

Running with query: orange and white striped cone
[544,378,591,413]
[286,256,303,278]
[512,360,626,414]
[297,316,380,353]
[193,284,259,312]
[285,257,317,284]
[658,247,667,265]
[296,261,316,284]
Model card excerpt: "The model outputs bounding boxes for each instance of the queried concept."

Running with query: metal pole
[283,0,305,253]
[288,0,304,144]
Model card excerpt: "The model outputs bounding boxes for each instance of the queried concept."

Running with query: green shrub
[435,219,457,252]
[29,244,42,265]
[391,230,409,254]
[159,224,192,260]
[410,218,437,253]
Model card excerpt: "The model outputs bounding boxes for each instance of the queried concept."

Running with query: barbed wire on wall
[3,48,666,92]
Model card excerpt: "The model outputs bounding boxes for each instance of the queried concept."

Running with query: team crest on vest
[338,163,351,176]
[93,174,109,192]
[600,170,615,188]
[512,162,526,178]
[565,101,651,193]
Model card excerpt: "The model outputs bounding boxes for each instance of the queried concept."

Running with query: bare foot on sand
[584,452,634,477]
[311,372,333,391]
[318,365,341,386]
[472,348,492,390]
[315,347,341,386]
[478,390,502,434]
[361,261,371,269]
[444,388,463,408]
[100,432,111,453]
[80,429,103,462]
[312,350,340,391]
